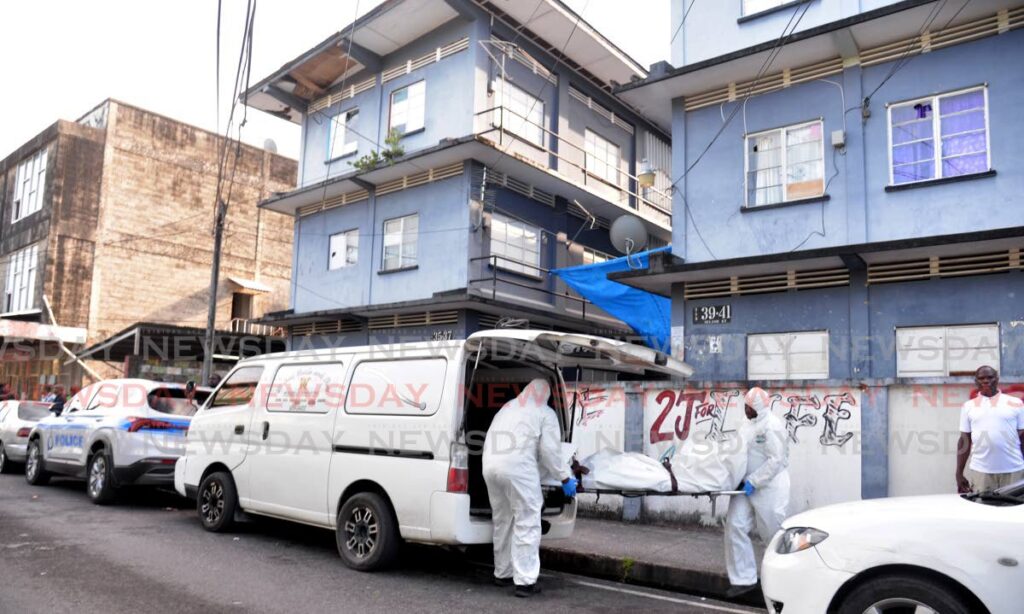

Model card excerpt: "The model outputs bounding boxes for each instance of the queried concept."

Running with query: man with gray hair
[956,366,1024,493]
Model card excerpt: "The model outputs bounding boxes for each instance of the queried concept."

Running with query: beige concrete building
[0,100,296,397]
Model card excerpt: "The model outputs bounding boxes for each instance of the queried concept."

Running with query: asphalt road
[0,472,759,614]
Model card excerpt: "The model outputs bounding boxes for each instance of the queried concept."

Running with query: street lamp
[637,158,655,188]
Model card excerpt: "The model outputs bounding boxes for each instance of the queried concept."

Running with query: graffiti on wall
[572,387,609,428]
[650,388,857,449]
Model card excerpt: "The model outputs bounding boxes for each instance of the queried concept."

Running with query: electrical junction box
[831,129,846,148]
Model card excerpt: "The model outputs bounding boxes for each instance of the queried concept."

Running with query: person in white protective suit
[482,378,577,598]
[724,386,790,595]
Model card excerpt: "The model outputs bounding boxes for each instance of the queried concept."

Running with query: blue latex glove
[562,477,578,498]
[742,481,756,496]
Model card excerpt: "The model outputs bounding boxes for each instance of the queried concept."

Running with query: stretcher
[577,487,745,515]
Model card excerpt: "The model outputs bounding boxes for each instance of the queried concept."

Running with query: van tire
[86,449,117,505]
[198,471,237,533]
[0,443,11,474]
[24,439,50,486]
[336,492,400,571]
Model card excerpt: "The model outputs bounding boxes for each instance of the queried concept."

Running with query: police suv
[25,379,209,504]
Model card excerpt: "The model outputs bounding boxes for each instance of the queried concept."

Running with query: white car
[0,401,53,473]
[761,480,1024,613]
[25,379,210,504]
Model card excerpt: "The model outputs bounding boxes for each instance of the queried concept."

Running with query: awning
[228,276,273,294]
[0,319,86,345]
[550,247,671,352]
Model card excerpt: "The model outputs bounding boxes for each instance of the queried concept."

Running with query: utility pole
[201,198,228,385]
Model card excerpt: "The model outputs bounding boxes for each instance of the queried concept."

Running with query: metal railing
[468,254,595,321]
[474,106,672,226]
[229,318,285,337]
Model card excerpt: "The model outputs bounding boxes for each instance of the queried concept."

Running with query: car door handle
[234,424,245,435]
[261,421,270,441]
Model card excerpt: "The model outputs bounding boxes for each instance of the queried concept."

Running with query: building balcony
[474,105,672,231]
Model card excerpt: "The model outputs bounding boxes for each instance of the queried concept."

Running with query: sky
[0,1,670,161]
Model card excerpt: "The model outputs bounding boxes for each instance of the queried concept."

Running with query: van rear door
[464,330,692,378]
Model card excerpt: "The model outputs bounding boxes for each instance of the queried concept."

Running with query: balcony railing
[229,318,285,337]
[469,254,597,322]
[474,106,672,227]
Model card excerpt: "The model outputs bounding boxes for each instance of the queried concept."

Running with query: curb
[540,546,766,609]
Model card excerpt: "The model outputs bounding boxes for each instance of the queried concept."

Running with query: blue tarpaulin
[550,247,671,350]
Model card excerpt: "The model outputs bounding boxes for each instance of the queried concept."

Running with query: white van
[175,330,690,570]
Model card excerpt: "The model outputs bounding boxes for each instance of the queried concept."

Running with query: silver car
[0,401,53,473]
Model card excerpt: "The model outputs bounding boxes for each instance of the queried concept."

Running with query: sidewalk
[540,517,766,608]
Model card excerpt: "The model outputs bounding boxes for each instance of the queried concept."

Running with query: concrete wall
[671,0,903,67]
[88,101,295,342]
[673,29,1024,263]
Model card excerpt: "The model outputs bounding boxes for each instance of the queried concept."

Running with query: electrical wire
[671,0,813,260]
[669,0,698,47]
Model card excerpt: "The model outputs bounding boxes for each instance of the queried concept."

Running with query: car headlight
[776,527,828,554]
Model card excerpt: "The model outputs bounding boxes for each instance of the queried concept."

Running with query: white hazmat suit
[482,378,570,586]
[725,387,791,587]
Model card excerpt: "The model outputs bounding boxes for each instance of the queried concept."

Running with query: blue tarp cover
[550,247,671,350]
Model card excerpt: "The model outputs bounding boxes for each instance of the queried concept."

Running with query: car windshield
[17,402,53,421]
[147,388,212,416]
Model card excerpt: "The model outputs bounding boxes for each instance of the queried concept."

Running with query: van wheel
[336,492,400,571]
[837,574,972,614]
[0,443,10,474]
[86,450,117,505]
[24,440,49,486]
[198,471,237,532]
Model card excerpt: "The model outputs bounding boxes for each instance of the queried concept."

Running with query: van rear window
[17,402,53,421]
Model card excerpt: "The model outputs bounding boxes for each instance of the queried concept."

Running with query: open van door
[464,330,693,379]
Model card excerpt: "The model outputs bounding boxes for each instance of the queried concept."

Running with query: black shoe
[514,583,541,598]
[493,577,514,587]
[724,584,757,599]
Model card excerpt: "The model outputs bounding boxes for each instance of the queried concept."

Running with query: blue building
[244,0,673,348]
[615,0,1024,383]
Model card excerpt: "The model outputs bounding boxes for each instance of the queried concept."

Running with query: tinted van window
[208,367,264,409]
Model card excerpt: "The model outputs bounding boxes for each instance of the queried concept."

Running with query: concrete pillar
[622,385,645,521]
[670,97,688,258]
[860,384,888,499]
[849,269,871,378]
[842,64,868,245]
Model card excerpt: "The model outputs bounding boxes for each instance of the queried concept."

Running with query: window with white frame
[389,81,426,135]
[13,149,48,222]
[493,79,544,147]
[888,87,989,186]
[896,324,999,377]
[329,229,359,270]
[381,214,418,271]
[746,120,824,207]
[4,244,39,312]
[747,331,829,380]
[584,129,621,186]
[742,0,796,16]
[581,246,611,265]
[490,213,540,275]
[327,109,359,160]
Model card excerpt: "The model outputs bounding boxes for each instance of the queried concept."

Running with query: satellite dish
[609,215,648,255]
[263,138,278,153]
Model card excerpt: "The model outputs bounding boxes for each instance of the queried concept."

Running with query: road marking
[568,579,758,613]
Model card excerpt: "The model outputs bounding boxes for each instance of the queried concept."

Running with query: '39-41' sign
[692,304,731,324]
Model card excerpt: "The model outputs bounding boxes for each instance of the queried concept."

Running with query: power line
[669,0,697,47]
[669,0,813,260]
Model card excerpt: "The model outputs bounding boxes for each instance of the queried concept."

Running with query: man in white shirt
[955,366,1024,493]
